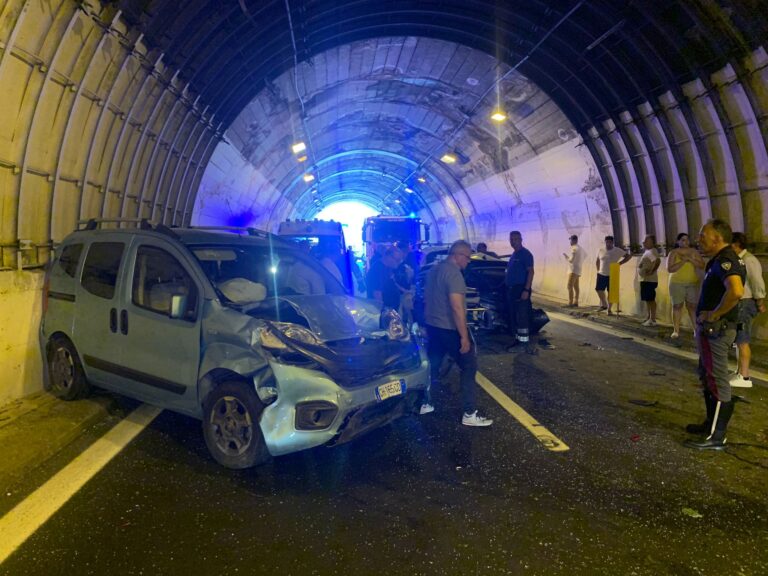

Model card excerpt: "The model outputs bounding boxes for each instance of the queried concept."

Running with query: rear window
[56,244,83,278]
[81,242,125,300]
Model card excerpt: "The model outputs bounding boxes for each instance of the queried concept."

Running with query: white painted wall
[0,271,44,405]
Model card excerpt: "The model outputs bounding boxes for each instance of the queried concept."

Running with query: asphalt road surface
[1,317,766,576]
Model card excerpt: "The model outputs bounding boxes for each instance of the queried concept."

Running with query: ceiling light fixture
[297,155,307,163]
[291,141,306,154]
[404,187,414,194]
[417,176,426,183]
[491,110,507,122]
[303,173,315,183]
[440,153,457,164]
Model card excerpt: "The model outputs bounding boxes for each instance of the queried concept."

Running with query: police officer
[685,219,746,450]
[505,230,535,351]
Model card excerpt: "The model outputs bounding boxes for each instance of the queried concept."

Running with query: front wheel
[46,336,90,400]
[202,381,271,469]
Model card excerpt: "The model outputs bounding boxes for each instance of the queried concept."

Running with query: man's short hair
[645,234,656,244]
[604,235,614,242]
[476,242,487,251]
[706,219,733,244]
[731,231,747,250]
[569,234,578,241]
[509,230,522,238]
[449,239,473,255]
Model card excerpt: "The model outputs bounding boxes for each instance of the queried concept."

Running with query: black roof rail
[184,225,270,238]
[76,218,150,231]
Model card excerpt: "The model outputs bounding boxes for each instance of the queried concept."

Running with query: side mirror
[170,294,188,319]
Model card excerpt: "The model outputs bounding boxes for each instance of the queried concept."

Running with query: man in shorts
[637,235,661,326]
[729,232,765,388]
[595,236,631,315]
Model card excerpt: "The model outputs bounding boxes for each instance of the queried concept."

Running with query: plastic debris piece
[630,434,641,442]
[648,370,666,376]
[629,399,657,407]
[579,342,592,347]
[682,507,703,519]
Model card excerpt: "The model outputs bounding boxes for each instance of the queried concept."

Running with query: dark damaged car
[41,222,429,468]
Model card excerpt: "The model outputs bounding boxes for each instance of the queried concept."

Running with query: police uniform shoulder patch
[722,262,731,271]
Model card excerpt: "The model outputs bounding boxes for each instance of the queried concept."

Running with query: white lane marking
[0,404,162,565]
[547,310,768,384]
[476,371,569,452]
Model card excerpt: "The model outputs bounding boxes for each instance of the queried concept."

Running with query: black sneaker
[684,436,727,450]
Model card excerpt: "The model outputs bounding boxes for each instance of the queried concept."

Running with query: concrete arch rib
[17,0,78,246]
[738,48,768,245]
[657,91,712,238]
[681,78,744,233]
[79,16,136,233]
[711,60,768,243]
[636,102,688,243]
[101,48,160,220]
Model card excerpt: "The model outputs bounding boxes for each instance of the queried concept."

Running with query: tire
[202,381,271,469]
[46,336,90,401]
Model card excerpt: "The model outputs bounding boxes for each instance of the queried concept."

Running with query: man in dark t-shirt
[685,219,746,450]
[505,230,535,351]
[366,247,400,308]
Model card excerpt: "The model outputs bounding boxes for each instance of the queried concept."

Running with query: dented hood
[275,295,382,342]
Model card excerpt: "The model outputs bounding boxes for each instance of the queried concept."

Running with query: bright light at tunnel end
[313,201,379,254]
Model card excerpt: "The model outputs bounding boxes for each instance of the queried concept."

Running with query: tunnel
[1,0,767,403]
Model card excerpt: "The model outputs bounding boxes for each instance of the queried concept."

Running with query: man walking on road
[595,236,631,315]
[685,219,745,450]
[421,240,493,427]
[563,234,585,307]
[729,232,765,388]
[506,231,536,352]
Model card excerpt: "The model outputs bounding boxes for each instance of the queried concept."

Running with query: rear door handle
[109,308,118,333]
[120,309,128,335]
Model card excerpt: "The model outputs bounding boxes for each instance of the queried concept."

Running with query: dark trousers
[696,324,737,402]
[424,325,477,414]
[506,284,532,342]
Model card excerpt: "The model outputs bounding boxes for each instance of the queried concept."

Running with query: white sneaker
[419,403,435,414]
[670,331,679,339]
[729,374,753,388]
[641,319,657,327]
[462,411,493,427]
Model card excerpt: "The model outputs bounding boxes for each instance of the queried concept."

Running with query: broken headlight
[380,308,409,341]
[258,322,322,351]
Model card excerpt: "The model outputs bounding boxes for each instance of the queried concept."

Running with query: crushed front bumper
[258,355,429,457]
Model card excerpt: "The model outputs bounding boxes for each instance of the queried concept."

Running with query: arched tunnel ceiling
[122,0,768,128]
[195,36,582,236]
[0,0,767,270]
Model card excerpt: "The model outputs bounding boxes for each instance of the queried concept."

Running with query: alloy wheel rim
[210,395,253,456]
[52,348,74,391]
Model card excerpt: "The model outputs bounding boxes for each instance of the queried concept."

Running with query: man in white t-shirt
[563,234,585,307]
[637,234,661,326]
[595,235,631,315]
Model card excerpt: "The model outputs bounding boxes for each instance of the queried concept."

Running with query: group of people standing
[565,220,764,450]
[367,222,764,451]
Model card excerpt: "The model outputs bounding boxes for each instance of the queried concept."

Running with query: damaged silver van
[41,220,429,468]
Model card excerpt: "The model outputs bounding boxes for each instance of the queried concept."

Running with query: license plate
[375,379,406,401]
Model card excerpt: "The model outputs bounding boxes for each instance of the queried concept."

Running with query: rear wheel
[202,381,270,469]
[46,336,90,400]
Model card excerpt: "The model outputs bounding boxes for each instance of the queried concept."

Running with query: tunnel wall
[0,271,44,404]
